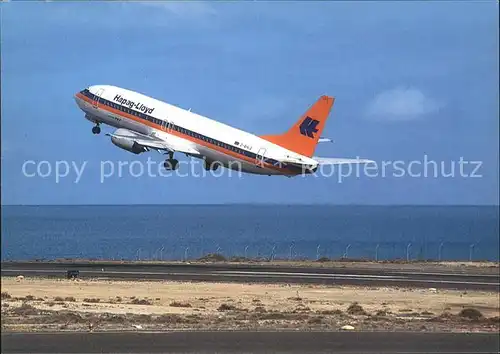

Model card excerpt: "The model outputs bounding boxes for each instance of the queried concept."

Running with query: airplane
[74,85,374,176]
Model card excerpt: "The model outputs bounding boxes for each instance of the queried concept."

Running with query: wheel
[164,159,179,170]
[204,160,220,171]
[92,126,101,135]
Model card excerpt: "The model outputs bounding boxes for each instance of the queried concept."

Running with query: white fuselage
[74,85,318,175]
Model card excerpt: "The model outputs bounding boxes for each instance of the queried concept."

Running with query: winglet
[260,95,335,157]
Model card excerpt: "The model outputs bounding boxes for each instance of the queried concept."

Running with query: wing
[106,129,202,157]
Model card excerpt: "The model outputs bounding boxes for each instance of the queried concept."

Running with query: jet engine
[109,129,147,154]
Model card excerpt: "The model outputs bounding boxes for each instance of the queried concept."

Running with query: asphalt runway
[2,331,499,353]
[2,261,499,291]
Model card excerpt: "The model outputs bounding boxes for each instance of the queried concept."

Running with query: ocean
[1,205,499,262]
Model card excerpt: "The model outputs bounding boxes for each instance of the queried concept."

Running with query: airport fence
[4,240,496,262]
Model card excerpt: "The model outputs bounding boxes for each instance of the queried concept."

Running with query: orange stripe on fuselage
[76,93,298,175]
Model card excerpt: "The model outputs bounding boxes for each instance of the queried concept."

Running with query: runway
[2,331,499,353]
[1,261,499,291]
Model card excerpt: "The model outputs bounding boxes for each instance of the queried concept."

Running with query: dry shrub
[347,302,367,315]
[459,308,483,321]
[11,303,38,316]
[218,303,237,311]
[130,298,152,305]
[320,309,343,315]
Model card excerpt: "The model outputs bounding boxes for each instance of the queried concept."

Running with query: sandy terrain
[1,277,499,333]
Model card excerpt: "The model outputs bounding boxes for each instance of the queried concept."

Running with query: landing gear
[92,124,101,135]
[163,152,178,171]
[204,160,221,171]
[164,158,179,171]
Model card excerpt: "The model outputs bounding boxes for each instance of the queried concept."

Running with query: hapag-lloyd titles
[114,94,155,114]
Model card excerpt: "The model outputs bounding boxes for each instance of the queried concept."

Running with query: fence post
[343,244,351,259]
[469,244,475,261]
[271,245,277,261]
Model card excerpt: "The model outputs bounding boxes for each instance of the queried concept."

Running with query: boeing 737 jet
[74,85,373,176]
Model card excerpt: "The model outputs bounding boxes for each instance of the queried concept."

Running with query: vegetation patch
[11,303,38,316]
[130,298,152,305]
[155,314,184,324]
[287,291,303,301]
[399,308,413,313]
[347,302,368,316]
[307,316,324,324]
[218,303,238,311]
[254,306,267,313]
[198,253,227,262]
[459,308,483,321]
[41,311,85,324]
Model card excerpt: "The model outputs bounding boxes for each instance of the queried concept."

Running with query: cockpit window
[79,88,93,99]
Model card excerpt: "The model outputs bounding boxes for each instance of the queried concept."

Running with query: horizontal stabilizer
[318,137,334,143]
[313,157,375,165]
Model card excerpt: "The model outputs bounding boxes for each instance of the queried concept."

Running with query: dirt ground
[1,277,499,333]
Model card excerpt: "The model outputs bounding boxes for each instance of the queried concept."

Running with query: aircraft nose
[74,88,88,109]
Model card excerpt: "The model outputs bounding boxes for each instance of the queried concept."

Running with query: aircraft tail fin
[260,95,335,157]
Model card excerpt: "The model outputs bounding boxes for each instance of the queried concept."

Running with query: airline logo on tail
[259,95,334,157]
[299,116,319,138]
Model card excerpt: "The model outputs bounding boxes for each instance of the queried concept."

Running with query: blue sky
[1,1,498,205]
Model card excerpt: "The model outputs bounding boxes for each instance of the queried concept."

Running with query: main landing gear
[92,123,101,135]
[204,159,221,171]
[164,152,179,171]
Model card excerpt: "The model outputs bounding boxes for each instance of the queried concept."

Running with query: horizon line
[1,203,499,207]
